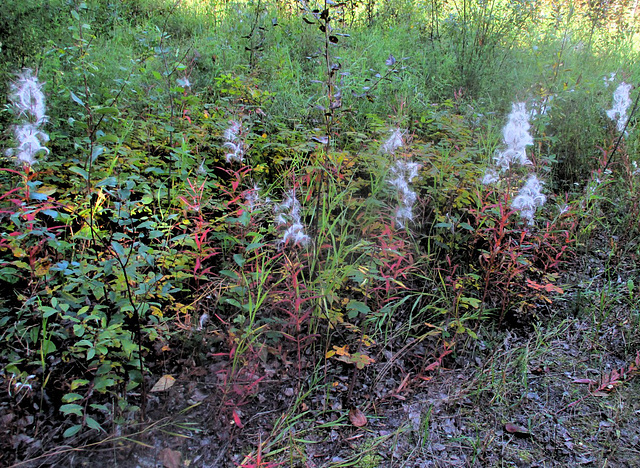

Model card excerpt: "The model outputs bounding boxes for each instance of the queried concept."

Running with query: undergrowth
[0,0,639,466]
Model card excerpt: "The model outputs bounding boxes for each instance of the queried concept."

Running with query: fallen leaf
[150,375,176,393]
[349,407,367,427]
[573,378,596,385]
[159,448,182,468]
[505,422,531,436]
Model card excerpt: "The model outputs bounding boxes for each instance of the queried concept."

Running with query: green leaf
[41,306,58,318]
[245,242,264,252]
[62,393,83,403]
[69,166,89,181]
[96,134,119,144]
[63,425,83,438]
[69,91,84,107]
[346,300,371,319]
[41,209,59,218]
[460,297,481,309]
[30,191,48,201]
[121,339,137,358]
[85,416,103,431]
[96,176,117,187]
[223,298,242,309]
[71,379,90,390]
[220,270,239,280]
[60,403,83,416]
[94,376,116,392]
[233,253,245,267]
[90,403,109,412]
[111,241,126,257]
[42,339,57,355]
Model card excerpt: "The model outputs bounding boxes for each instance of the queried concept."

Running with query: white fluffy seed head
[5,124,50,166]
[494,102,533,170]
[511,175,547,225]
[10,69,47,125]
[7,70,49,167]
[482,168,500,185]
[380,128,404,154]
[389,159,420,228]
[223,120,245,162]
[275,190,309,247]
[606,82,632,133]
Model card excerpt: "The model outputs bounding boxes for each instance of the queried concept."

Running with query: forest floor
[4,236,640,468]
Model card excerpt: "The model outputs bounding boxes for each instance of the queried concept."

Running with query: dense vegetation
[1,0,639,466]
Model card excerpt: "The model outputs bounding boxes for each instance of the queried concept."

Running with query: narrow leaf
[63,425,82,438]
[69,91,85,107]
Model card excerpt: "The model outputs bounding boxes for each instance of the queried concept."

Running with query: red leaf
[505,422,530,436]
[159,448,182,468]
[573,379,596,385]
[232,409,244,428]
[349,408,367,427]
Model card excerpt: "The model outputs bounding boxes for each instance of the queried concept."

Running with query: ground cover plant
[1,0,640,466]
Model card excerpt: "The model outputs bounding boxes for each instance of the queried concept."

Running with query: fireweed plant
[511,175,547,226]
[483,101,547,224]
[469,101,574,323]
[578,79,638,243]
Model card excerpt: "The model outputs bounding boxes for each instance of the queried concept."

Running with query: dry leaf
[573,379,596,385]
[349,408,367,427]
[505,422,531,436]
[159,448,182,468]
[150,374,176,393]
